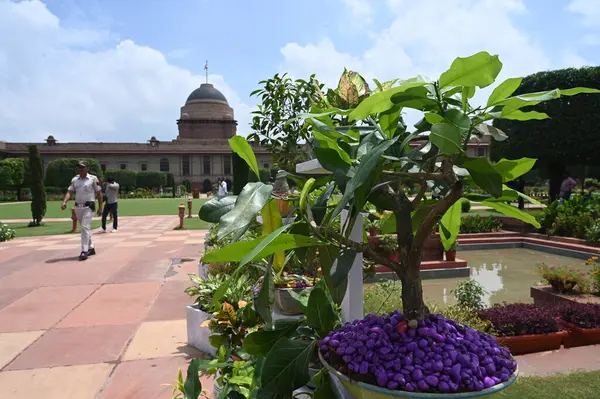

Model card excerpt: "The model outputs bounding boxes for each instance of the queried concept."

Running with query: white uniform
[218,181,228,197]
[68,174,101,253]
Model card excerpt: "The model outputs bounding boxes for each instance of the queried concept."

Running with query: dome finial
[204,60,208,84]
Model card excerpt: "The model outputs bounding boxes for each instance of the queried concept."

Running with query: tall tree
[28,145,46,226]
[248,73,322,172]
[492,66,600,200]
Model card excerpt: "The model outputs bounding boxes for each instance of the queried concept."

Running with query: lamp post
[178,204,186,229]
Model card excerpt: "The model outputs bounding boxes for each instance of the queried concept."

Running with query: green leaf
[184,358,203,399]
[319,246,345,305]
[439,51,502,89]
[444,109,471,132]
[560,87,600,96]
[218,182,273,239]
[425,113,445,125]
[313,371,336,399]
[486,77,523,106]
[201,234,322,263]
[288,287,311,312]
[229,136,260,179]
[307,287,338,337]
[379,104,402,139]
[313,130,352,165]
[261,200,285,272]
[475,124,508,142]
[500,185,541,205]
[260,338,315,394]
[500,110,549,121]
[256,257,274,328]
[494,158,537,182]
[390,86,438,110]
[244,321,302,357]
[429,123,462,154]
[463,157,503,197]
[349,81,428,121]
[330,249,357,287]
[299,178,316,211]
[439,201,462,251]
[330,137,398,223]
[239,224,292,268]
[481,201,541,228]
[381,207,428,235]
[198,196,238,223]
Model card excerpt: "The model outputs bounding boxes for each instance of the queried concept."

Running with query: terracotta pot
[387,253,399,262]
[445,250,457,262]
[559,320,600,348]
[423,233,444,261]
[549,280,577,294]
[496,330,567,355]
[368,228,379,236]
[275,199,291,217]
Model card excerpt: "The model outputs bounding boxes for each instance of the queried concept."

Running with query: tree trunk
[400,254,429,321]
[548,161,565,202]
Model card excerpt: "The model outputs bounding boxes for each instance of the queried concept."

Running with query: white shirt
[68,174,101,204]
[218,181,228,196]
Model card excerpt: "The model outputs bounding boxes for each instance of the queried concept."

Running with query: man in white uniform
[61,161,103,261]
[217,177,228,197]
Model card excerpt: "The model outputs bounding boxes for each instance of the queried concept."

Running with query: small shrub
[550,211,593,239]
[586,220,600,242]
[379,234,398,253]
[559,303,600,329]
[461,198,471,213]
[0,223,16,242]
[452,280,486,310]
[587,256,600,293]
[430,304,495,334]
[478,303,561,337]
[459,214,502,234]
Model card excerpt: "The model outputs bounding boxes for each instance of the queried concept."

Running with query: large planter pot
[186,304,217,356]
[496,331,567,355]
[274,287,305,315]
[559,320,600,348]
[318,352,518,399]
[275,199,292,217]
[423,234,444,261]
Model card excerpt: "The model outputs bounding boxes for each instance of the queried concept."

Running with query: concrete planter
[186,304,216,356]
[275,287,305,315]
[496,331,567,355]
[197,262,209,280]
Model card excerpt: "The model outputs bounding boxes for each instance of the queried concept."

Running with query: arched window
[160,158,169,172]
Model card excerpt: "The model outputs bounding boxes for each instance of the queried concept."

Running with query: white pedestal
[186,305,217,357]
[340,210,364,324]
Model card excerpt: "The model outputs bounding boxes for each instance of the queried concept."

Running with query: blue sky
[0,0,599,142]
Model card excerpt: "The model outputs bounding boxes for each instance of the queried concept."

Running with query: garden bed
[530,286,600,306]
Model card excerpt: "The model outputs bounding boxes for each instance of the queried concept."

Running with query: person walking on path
[101,176,119,233]
[559,171,577,204]
[60,161,103,261]
[217,177,228,197]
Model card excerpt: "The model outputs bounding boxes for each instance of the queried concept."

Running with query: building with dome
[0,83,272,190]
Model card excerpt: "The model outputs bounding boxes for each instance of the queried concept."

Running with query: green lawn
[470,208,543,218]
[491,370,600,398]
[5,221,102,237]
[174,217,210,231]
[0,198,207,219]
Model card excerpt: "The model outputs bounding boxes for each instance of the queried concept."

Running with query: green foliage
[135,171,167,189]
[451,280,486,310]
[0,158,25,189]
[459,214,502,233]
[105,169,136,191]
[0,223,16,242]
[28,146,46,226]
[540,196,599,239]
[248,73,318,172]
[258,168,271,184]
[460,198,471,212]
[45,158,103,188]
[586,220,600,243]
[232,152,249,195]
[537,263,591,294]
[230,136,260,179]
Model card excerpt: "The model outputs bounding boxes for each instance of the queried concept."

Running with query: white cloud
[279,0,566,126]
[583,34,600,45]
[0,0,251,143]
[568,0,600,27]
[341,0,374,24]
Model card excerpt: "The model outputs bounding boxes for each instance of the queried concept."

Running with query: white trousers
[75,207,94,253]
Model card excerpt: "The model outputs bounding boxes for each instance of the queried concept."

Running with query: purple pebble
[359,361,369,374]
[394,374,406,384]
[376,372,388,387]
[417,380,429,391]
[387,381,399,390]
[425,375,439,387]
[483,376,496,389]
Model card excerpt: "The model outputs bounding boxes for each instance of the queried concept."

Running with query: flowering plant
[586,256,600,294]
[274,271,321,289]
[537,263,591,294]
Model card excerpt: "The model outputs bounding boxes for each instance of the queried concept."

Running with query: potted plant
[274,272,319,315]
[559,302,600,348]
[365,217,381,236]
[537,263,591,294]
[478,303,567,355]
[445,241,458,262]
[379,235,399,262]
[190,53,596,398]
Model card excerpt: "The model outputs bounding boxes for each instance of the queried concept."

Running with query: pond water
[377,248,592,307]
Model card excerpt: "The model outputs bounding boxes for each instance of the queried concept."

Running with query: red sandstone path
[1,216,600,398]
[0,216,214,398]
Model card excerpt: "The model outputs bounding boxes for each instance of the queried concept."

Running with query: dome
[186,83,228,105]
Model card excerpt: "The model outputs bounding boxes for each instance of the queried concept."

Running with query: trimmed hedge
[45,158,103,188]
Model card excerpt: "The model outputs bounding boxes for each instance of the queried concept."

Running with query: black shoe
[79,252,88,261]
[87,248,96,256]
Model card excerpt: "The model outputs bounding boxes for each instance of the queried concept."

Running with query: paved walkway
[0,216,213,398]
